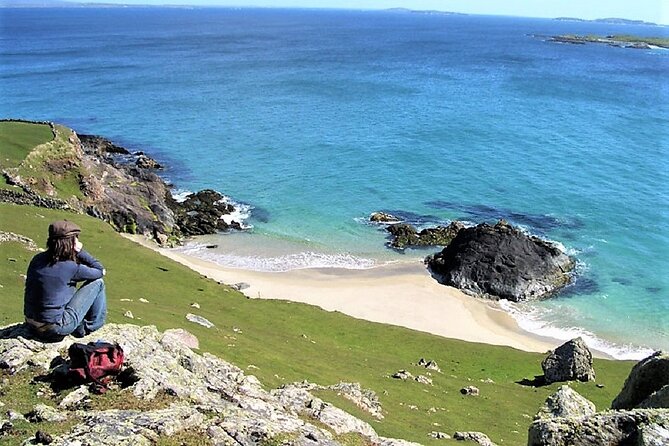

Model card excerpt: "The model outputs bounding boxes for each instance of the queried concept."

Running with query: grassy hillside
[0,122,636,445]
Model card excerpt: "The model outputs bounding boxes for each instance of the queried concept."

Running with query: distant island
[386,7,466,16]
[554,17,660,27]
[548,34,669,49]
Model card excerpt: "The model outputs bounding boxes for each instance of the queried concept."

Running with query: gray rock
[453,431,497,446]
[272,384,377,438]
[28,404,68,423]
[7,410,25,421]
[59,385,90,409]
[50,405,203,446]
[415,375,433,385]
[418,358,441,372]
[0,323,418,446]
[430,431,450,439]
[392,370,414,380]
[541,338,595,384]
[527,408,669,446]
[460,386,480,396]
[370,212,401,223]
[427,220,574,301]
[162,328,199,350]
[231,282,250,291]
[185,313,215,328]
[638,422,669,446]
[612,351,669,409]
[638,384,669,409]
[534,385,596,420]
[387,221,464,250]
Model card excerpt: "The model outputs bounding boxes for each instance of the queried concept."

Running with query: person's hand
[74,238,83,253]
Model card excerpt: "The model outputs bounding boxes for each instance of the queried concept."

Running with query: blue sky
[71,0,668,24]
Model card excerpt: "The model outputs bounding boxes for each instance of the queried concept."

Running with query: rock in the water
[453,431,497,446]
[534,386,596,420]
[427,220,574,301]
[135,154,162,169]
[612,351,669,409]
[528,408,669,446]
[387,222,464,250]
[170,189,243,236]
[541,338,595,384]
[370,212,401,223]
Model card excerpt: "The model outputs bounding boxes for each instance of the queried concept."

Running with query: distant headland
[554,17,661,27]
[547,34,669,49]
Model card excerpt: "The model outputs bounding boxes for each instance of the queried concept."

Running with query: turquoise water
[1,8,668,357]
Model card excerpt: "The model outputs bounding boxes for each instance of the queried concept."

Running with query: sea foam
[176,242,377,272]
[499,300,656,360]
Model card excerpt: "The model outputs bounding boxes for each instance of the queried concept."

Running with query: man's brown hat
[48,220,81,239]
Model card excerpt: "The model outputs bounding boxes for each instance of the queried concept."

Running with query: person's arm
[73,249,105,281]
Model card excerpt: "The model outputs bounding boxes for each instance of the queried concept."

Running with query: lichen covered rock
[541,338,595,384]
[0,323,416,446]
[612,351,669,409]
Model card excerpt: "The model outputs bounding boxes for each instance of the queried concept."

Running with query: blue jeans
[49,278,107,337]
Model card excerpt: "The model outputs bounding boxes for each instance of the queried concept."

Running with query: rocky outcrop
[453,431,497,445]
[534,385,596,419]
[427,220,575,301]
[0,323,418,446]
[541,338,595,384]
[2,124,247,245]
[528,407,669,446]
[370,212,401,223]
[529,355,669,446]
[169,189,243,235]
[612,351,669,410]
[386,221,464,249]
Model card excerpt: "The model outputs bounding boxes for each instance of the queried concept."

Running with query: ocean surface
[1,7,667,358]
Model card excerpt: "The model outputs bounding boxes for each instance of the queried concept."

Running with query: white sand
[124,234,565,353]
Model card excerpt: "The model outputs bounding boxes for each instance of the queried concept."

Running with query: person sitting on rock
[24,220,107,341]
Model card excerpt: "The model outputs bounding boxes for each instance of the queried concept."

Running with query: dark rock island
[427,220,575,301]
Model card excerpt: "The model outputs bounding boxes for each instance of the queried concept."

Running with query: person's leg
[55,278,107,337]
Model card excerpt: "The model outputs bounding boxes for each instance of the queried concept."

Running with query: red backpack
[67,342,124,394]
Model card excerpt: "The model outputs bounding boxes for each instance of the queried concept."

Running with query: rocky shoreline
[545,34,669,49]
[1,121,248,245]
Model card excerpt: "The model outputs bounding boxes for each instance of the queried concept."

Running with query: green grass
[1,123,84,200]
[0,121,54,169]
[0,203,635,445]
[611,35,669,47]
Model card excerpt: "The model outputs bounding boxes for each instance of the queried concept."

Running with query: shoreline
[122,234,602,357]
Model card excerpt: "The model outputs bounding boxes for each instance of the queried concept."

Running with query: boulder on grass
[541,338,595,384]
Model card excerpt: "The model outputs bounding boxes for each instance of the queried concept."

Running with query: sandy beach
[125,234,567,354]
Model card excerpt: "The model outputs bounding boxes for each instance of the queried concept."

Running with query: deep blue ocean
[1,7,667,358]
